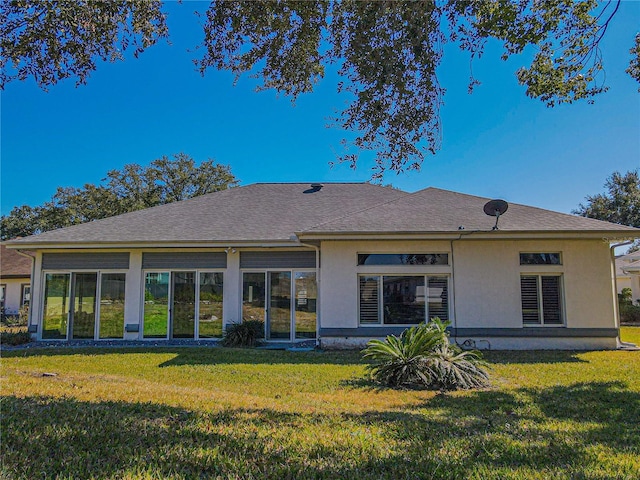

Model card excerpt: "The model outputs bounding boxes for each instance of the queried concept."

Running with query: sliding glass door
[242,271,316,341]
[42,271,126,340]
[171,272,196,339]
[144,270,223,339]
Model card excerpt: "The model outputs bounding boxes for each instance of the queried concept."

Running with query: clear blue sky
[2,1,639,217]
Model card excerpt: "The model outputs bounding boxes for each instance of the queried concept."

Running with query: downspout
[15,249,36,333]
[291,235,321,347]
[610,240,636,349]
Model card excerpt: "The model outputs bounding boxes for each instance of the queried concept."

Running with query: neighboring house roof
[0,243,32,278]
[6,183,640,248]
[623,259,640,274]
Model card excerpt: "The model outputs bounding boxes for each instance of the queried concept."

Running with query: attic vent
[304,183,324,194]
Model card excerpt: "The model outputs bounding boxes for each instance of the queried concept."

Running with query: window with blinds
[358,275,448,325]
[520,275,563,325]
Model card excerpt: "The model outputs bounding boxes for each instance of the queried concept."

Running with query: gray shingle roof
[7,183,407,245]
[6,184,638,247]
[301,187,640,235]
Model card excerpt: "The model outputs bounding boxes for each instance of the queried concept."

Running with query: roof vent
[483,199,509,230]
[304,183,324,194]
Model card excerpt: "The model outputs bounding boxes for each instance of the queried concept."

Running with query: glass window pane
[519,253,562,265]
[383,276,426,325]
[542,276,563,325]
[269,271,291,340]
[144,272,169,338]
[199,272,223,338]
[99,274,126,339]
[521,276,540,325]
[358,254,448,266]
[72,273,97,339]
[427,277,448,321]
[359,276,380,324]
[295,272,316,339]
[21,284,31,307]
[172,272,196,339]
[43,273,70,339]
[242,273,266,322]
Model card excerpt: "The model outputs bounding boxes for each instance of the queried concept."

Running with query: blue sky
[2,1,639,217]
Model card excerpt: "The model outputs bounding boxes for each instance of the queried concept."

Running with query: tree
[573,170,640,251]
[0,153,238,240]
[2,1,638,177]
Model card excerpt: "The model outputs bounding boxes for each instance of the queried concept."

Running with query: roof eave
[296,230,640,241]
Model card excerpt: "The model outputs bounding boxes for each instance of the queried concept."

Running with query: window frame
[358,274,450,326]
[40,269,128,340]
[20,283,31,307]
[519,273,565,327]
[142,268,225,341]
[357,253,449,266]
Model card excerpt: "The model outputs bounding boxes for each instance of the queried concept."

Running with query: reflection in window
[199,272,223,338]
[243,273,266,322]
[383,276,426,324]
[358,254,448,266]
[99,274,126,339]
[144,272,169,338]
[519,253,561,265]
[42,273,70,339]
[71,273,97,339]
[359,275,448,325]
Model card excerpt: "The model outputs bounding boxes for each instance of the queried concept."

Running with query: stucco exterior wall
[1,277,30,315]
[320,240,452,329]
[319,238,618,346]
[454,239,616,330]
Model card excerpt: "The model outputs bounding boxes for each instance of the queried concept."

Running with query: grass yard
[1,328,639,479]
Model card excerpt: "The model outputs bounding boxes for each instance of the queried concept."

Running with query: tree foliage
[573,170,640,251]
[0,0,168,88]
[2,1,638,177]
[573,170,640,228]
[0,153,238,240]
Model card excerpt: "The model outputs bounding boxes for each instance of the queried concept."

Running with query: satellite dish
[483,199,509,230]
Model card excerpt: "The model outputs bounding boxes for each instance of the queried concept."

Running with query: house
[617,251,640,303]
[5,183,639,349]
[1,242,33,316]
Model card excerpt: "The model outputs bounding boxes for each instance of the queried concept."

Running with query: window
[520,275,563,325]
[21,284,31,307]
[520,253,561,265]
[359,275,448,325]
[0,284,5,312]
[99,274,126,339]
[358,253,448,266]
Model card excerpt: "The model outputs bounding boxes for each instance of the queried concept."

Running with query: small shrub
[221,320,264,347]
[1,327,32,346]
[620,303,640,325]
[362,318,489,390]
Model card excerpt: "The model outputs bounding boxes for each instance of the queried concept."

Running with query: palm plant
[362,318,489,390]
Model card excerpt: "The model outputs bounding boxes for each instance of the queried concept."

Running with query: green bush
[620,303,640,325]
[221,320,265,347]
[362,318,489,390]
[1,327,32,346]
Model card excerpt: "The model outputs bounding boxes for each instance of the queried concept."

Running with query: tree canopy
[2,1,638,177]
[573,169,640,250]
[0,153,238,240]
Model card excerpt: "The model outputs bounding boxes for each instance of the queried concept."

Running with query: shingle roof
[300,187,640,235]
[6,183,407,245]
[0,243,32,277]
[6,184,638,247]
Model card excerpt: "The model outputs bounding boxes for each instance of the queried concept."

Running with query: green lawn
[1,328,639,479]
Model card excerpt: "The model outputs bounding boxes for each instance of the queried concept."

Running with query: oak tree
[2,1,638,176]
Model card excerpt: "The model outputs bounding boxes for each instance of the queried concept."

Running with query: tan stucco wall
[1,277,30,315]
[320,240,452,329]
[320,238,617,332]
